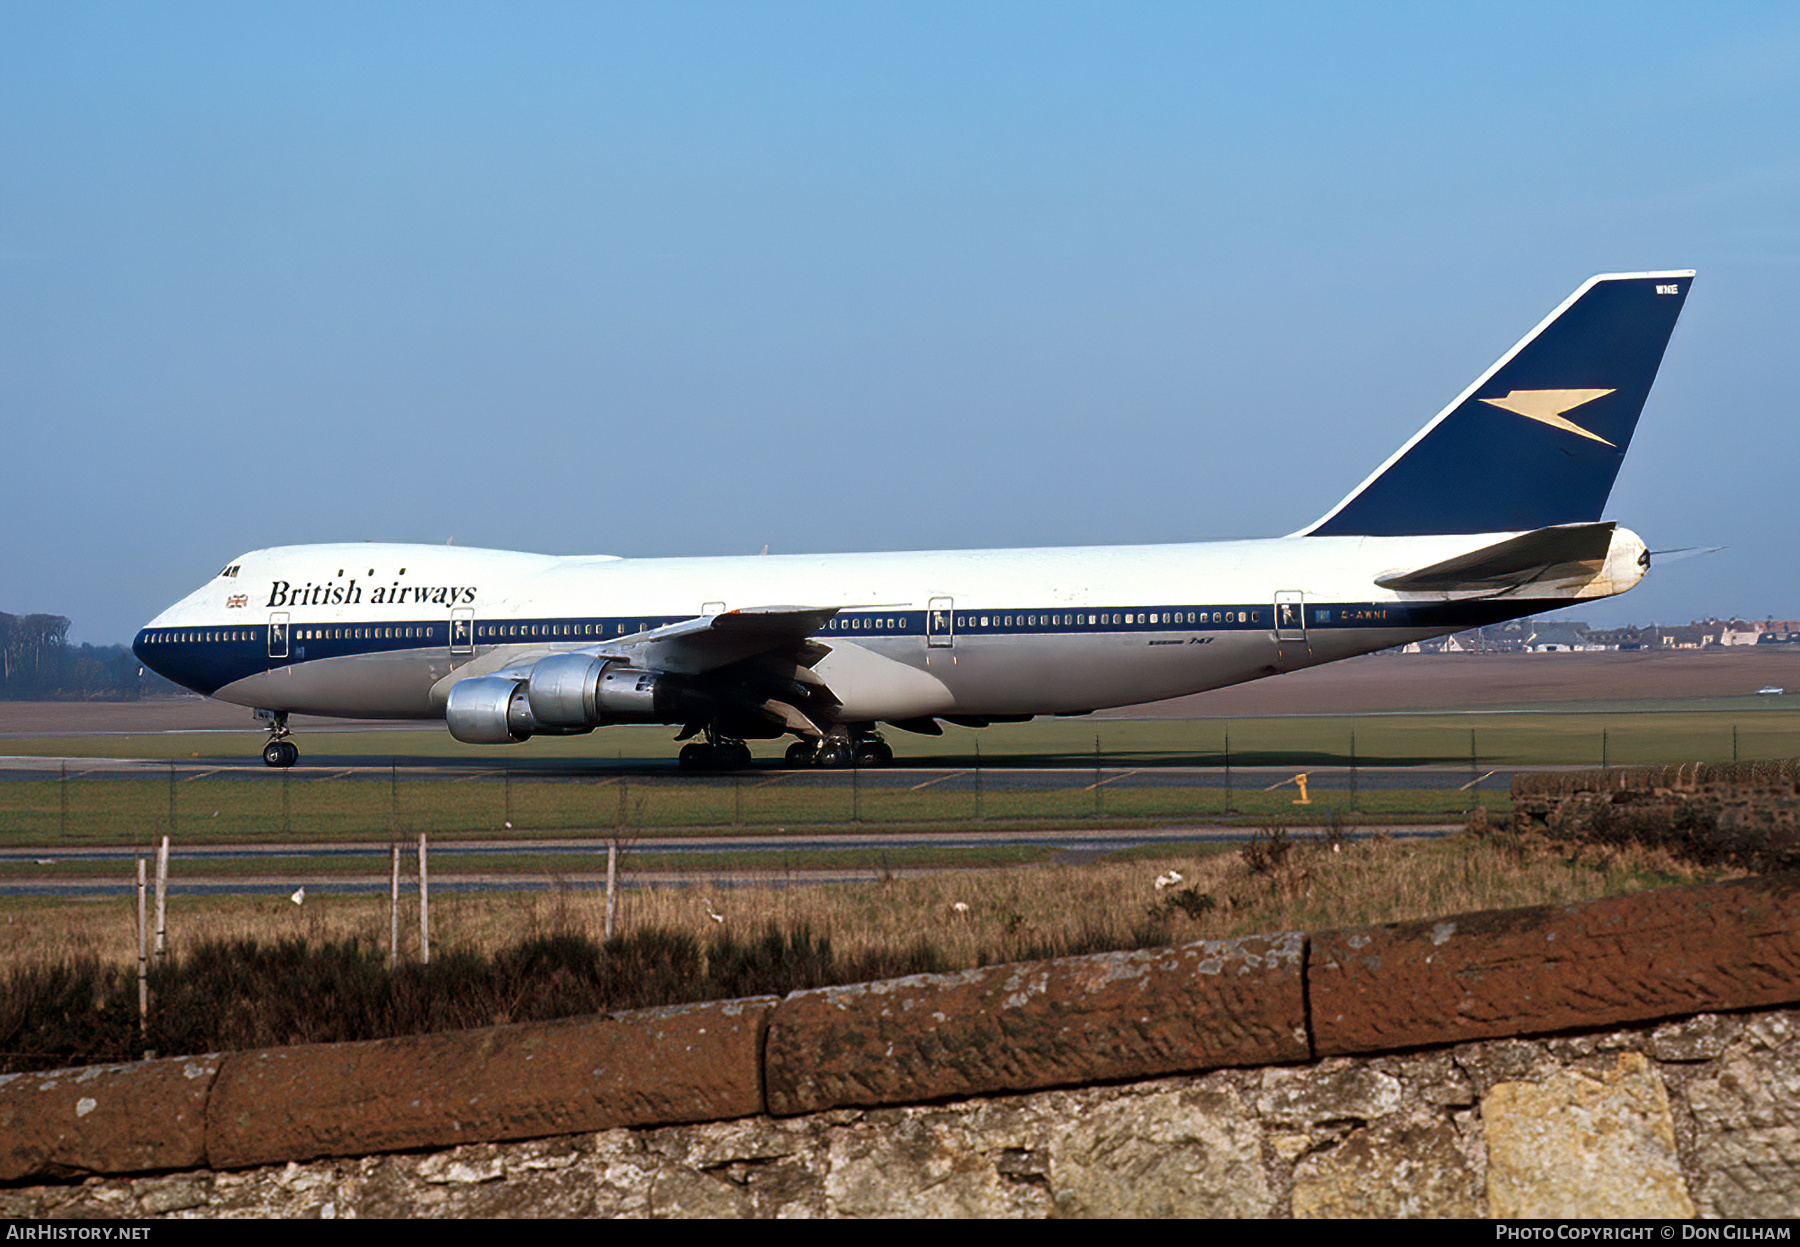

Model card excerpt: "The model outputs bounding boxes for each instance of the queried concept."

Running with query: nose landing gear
[257,710,299,768]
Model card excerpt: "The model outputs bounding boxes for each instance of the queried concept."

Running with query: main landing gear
[678,726,754,772]
[258,710,299,768]
[675,724,897,770]
[784,727,893,769]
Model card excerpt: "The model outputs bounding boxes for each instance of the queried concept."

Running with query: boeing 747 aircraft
[135,271,1693,769]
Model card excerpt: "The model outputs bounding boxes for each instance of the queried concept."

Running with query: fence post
[389,844,401,968]
[167,761,176,837]
[1349,731,1358,809]
[974,740,983,821]
[60,761,68,838]
[418,832,430,965]
[136,857,149,1053]
[605,840,618,939]
[154,836,170,959]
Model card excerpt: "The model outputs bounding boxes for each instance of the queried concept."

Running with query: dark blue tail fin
[1303,271,1693,537]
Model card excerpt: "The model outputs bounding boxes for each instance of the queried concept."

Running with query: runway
[0,752,1520,791]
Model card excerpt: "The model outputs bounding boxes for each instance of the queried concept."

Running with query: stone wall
[1513,759,1800,870]
[6,873,1800,1218]
[4,1010,1796,1217]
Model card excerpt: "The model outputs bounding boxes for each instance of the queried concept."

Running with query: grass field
[8,826,1743,1074]
[0,774,1488,843]
[5,703,1800,844]
[0,830,1734,974]
[5,677,1777,1068]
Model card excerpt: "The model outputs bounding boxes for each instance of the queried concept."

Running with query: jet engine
[445,675,543,744]
[445,656,711,744]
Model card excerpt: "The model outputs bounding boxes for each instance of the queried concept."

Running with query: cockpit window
[218,564,241,579]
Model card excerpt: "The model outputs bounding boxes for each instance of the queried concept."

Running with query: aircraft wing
[605,606,840,675]
[475,606,839,680]
[1374,522,1618,593]
[442,605,845,740]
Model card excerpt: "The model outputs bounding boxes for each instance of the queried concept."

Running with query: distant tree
[0,614,153,700]
[0,613,69,697]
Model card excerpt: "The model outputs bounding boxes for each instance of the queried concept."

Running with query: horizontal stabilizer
[1374,522,1617,593]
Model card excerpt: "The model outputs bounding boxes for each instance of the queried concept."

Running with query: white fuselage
[134,527,1647,727]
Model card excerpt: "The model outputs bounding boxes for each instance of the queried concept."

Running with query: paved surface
[0,824,1459,898]
[0,753,1519,787]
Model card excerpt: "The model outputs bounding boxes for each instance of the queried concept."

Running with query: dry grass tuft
[2,832,1737,975]
[1,832,1742,1072]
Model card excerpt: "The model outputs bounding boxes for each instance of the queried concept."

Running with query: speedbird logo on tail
[1479,389,1618,446]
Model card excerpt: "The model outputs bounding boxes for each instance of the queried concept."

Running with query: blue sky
[4,2,1797,643]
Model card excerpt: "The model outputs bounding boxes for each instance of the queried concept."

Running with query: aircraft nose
[132,624,234,696]
[134,626,187,688]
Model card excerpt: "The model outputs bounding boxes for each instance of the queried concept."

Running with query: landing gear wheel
[680,740,756,772]
[814,742,853,769]
[258,710,296,768]
[854,740,893,767]
[785,740,815,766]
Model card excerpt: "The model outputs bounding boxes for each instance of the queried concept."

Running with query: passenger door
[927,597,955,648]
[449,607,474,655]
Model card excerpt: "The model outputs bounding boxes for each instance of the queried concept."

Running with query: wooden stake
[389,843,401,968]
[136,858,149,1048]
[153,836,169,959]
[418,833,430,965]
[605,840,618,940]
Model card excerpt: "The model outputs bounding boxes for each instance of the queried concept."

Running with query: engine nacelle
[450,659,711,743]
[524,654,669,726]
[445,675,538,744]
[525,654,607,725]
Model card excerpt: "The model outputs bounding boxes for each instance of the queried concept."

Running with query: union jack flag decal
[226,594,248,609]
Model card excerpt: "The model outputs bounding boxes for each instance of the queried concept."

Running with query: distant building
[1524,622,1597,652]
[1719,619,1760,646]
[1585,625,1643,650]
[1384,614,1799,654]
